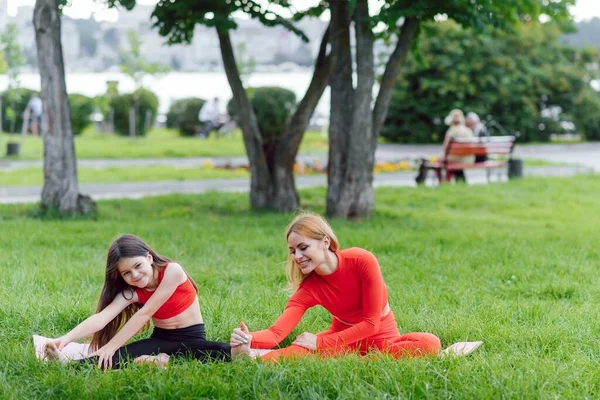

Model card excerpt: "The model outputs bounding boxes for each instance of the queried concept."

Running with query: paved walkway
[0,166,592,204]
[1,142,597,204]
[2,142,599,171]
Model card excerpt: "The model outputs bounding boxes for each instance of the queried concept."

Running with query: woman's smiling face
[287,231,330,275]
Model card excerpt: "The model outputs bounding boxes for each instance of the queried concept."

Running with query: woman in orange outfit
[229,212,441,361]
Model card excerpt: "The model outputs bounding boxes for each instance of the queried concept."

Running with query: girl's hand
[90,346,117,371]
[293,332,317,350]
[46,336,70,351]
[230,321,251,347]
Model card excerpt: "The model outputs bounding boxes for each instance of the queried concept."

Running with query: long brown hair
[284,212,339,292]
[90,234,198,351]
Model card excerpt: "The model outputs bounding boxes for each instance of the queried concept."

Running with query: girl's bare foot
[231,339,253,359]
[44,342,67,363]
[134,353,170,368]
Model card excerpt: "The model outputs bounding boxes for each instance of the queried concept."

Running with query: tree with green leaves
[306,0,574,218]
[382,20,600,144]
[121,29,169,91]
[33,0,95,214]
[147,0,330,212]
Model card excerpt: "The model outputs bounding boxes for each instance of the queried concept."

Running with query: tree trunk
[217,27,271,209]
[270,25,331,212]
[326,0,354,215]
[34,0,95,214]
[218,25,330,212]
[327,0,376,218]
[327,8,419,219]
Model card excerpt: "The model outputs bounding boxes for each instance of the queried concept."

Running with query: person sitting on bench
[442,109,474,183]
[466,112,489,163]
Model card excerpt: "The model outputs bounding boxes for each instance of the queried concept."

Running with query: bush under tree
[68,94,96,135]
[228,86,296,145]
[110,88,159,136]
[1,88,38,133]
[166,97,205,136]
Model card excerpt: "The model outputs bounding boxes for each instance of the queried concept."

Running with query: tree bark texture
[33,0,95,214]
[326,0,354,215]
[327,0,375,218]
[327,5,419,218]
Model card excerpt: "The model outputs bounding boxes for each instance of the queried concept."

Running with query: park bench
[417,135,517,184]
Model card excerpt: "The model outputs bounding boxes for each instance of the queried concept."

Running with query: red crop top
[250,247,389,351]
[134,263,197,319]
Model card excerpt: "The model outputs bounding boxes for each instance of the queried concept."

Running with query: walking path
[0,142,597,204]
[0,166,592,204]
[1,142,599,171]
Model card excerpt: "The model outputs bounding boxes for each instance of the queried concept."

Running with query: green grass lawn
[0,128,329,160]
[0,165,250,186]
[1,176,599,398]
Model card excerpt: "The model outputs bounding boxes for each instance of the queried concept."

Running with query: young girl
[44,234,231,370]
[229,212,442,361]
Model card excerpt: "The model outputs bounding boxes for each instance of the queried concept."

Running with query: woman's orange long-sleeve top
[250,247,389,351]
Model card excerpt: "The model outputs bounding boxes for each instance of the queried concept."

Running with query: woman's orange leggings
[260,312,441,362]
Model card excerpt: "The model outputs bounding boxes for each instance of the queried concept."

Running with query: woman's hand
[293,332,317,350]
[90,345,117,371]
[230,321,251,347]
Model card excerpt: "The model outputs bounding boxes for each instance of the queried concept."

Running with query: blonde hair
[285,211,339,292]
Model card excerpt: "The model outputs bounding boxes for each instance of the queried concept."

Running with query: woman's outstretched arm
[245,287,317,349]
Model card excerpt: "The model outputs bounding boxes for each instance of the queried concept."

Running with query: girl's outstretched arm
[92,263,186,369]
[50,291,138,350]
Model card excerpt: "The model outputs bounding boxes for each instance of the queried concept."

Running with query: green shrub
[110,88,159,136]
[228,87,296,144]
[68,94,96,136]
[1,88,38,133]
[166,97,205,137]
[572,90,600,141]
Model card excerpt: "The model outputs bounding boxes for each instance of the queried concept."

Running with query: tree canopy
[381,20,600,143]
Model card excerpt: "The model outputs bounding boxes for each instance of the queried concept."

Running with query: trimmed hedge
[1,88,38,133]
[110,88,159,136]
[166,97,205,137]
[227,87,296,144]
[1,89,94,136]
[68,94,96,135]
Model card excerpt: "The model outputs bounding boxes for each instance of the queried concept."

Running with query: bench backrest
[446,136,516,157]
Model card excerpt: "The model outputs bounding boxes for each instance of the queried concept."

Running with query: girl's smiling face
[117,253,157,290]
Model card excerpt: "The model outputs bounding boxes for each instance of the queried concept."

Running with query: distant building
[0,0,7,28]
[3,4,331,72]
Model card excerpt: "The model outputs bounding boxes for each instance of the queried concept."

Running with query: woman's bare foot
[44,342,67,363]
[134,353,170,368]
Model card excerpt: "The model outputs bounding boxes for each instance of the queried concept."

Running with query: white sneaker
[440,341,483,357]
